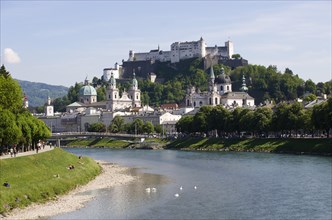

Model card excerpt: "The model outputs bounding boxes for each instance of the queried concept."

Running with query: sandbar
[2,161,136,220]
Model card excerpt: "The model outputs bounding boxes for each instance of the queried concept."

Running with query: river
[53,148,332,219]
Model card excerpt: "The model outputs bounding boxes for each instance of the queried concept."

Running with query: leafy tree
[303,94,317,102]
[305,79,316,94]
[253,107,273,136]
[131,118,144,134]
[67,82,83,103]
[143,121,154,134]
[154,124,163,134]
[87,122,106,132]
[97,86,106,102]
[109,116,125,133]
[0,109,21,146]
[0,66,23,112]
[176,115,194,133]
[232,54,241,59]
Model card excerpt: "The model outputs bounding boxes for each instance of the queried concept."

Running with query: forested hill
[16,79,68,107]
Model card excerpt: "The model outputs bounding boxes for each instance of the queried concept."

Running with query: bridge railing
[51,132,149,138]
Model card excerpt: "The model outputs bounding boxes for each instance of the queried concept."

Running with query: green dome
[79,85,97,96]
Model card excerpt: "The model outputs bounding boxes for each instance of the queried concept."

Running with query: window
[194,101,196,107]
[215,98,218,105]
[220,85,223,91]
[187,100,190,106]
[209,98,212,105]
[227,86,229,91]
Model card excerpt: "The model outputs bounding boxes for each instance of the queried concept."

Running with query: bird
[194,186,197,190]
[180,186,183,190]
[174,193,179,197]
[151,187,157,192]
[145,187,151,193]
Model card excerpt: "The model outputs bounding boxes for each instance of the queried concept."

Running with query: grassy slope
[65,138,131,148]
[166,137,332,155]
[65,138,168,148]
[0,148,101,214]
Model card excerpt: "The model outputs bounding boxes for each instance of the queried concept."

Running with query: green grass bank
[62,137,168,149]
[0,148,101,214]
[64,138,131,148]
[166,137,332,155]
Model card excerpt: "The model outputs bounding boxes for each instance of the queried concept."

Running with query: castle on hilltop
[118,37,248,79]
[127,37,234,63]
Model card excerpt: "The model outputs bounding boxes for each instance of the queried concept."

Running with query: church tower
[45,96,54,116]
[106,73,120,111]
[129,72,141,108]
[209,66,215,92]
[240,74,248,92]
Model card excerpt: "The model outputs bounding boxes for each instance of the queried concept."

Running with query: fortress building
[127,37,234,64]
[185,67,254,108]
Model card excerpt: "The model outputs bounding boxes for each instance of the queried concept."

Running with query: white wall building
[103,62,122,81]
[185,67,255,109]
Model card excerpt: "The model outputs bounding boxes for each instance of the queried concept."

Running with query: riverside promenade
[0,145,54,160]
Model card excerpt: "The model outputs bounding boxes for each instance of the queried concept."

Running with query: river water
[53,148,332,220]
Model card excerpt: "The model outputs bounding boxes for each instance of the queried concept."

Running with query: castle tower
[45,96,54,116]
[225,40,234,59]
[199,37,206,58]
[129,72,141,108]
[128,50,135,61]
[106,73,120,111]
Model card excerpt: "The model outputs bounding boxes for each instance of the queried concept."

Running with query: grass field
[65,138,131,148]
[0,148,101,214]
[166,137,332,155]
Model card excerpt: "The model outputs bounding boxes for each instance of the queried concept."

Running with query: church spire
[132,71,138,90]
[240,73,248,92]
[210,66,215,79]
[109,72,116,89]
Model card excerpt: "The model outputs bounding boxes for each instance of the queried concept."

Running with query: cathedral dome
[79,85,97,96]
[215,74,231,84]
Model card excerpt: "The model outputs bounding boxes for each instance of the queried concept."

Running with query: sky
[1,0,331,87]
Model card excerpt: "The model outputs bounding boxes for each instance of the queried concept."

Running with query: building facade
[127,37,234,64]
[185,67,255,108]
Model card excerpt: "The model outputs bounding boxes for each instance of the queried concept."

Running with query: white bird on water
[194,186,198,190]
[180,186,183,190]
[151,187,157,192]
[174,193,179,197]
[145,187,151,193]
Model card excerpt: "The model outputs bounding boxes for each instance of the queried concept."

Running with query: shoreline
[2,161,136,220]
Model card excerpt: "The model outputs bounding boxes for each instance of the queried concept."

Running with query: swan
[145,187,151,193]
[180,186,183,190]
[151,187,157,192]
[174,193,179,197]
[194,186,197,190]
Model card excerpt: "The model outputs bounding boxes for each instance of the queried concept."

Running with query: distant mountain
[16,79,68,107]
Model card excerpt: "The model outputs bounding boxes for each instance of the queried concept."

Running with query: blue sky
[1,1,331,87]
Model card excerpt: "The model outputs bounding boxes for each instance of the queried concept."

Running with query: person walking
[13,147,17,157]
[10,148,13,157]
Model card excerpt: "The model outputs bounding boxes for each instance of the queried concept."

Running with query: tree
[253,107,273,136]
[0,66,23,112]
[154,124,163,134]
[305,79,316,94]
[0,109,21,146]
[109,116,125,133]
[97,86,106,102]
[67,82,83,103]
[131,119,144,134]
[176,115,194,133]
[143,121,154,134]
[232,54,241,59]
[88,122,106,132]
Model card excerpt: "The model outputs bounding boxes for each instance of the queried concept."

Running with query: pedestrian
[10,148,13,157]
[13,147,17,157]
[36,143,40,153]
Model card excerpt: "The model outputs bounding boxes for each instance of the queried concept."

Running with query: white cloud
[4,48,21,64]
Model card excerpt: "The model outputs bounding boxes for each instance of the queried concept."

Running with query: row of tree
[0,65,51,152]
[87,116,163,135]
[176,98,332,138]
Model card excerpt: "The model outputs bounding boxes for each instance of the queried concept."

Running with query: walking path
[0,145,54,160]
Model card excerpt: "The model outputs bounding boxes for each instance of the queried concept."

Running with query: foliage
[176,98,332,138]
[0,65,51,150]
[87,122,106,132]
[109,116,125,133]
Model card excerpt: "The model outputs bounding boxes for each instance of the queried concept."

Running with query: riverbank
[165,137,332,156]
[0,148,135,218]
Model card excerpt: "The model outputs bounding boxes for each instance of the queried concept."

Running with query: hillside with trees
[16,79,68,107]
[48,58,331,111]
[0,65,51,154]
